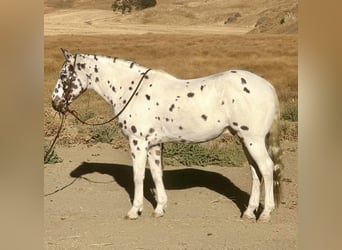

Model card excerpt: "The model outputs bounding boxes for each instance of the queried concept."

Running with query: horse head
[51,49,87,113]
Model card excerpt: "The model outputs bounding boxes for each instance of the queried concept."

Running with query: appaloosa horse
[52,49,283,221]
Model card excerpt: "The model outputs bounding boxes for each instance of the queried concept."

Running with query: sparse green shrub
[44,144,63,164]
[112,0,156,14]
[89,125,118,143]
[72,110,95,125]
[281,103,298,121]
[134,0,157,10]
[280,121,298,140]
[163,141,245,167]
[81,110,95,121]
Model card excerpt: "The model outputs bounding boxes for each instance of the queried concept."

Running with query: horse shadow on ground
[70,162,251,216]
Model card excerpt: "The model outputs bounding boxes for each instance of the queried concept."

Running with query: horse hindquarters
[241,100,283,222]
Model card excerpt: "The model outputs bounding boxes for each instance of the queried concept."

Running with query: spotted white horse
[52,49,283,222]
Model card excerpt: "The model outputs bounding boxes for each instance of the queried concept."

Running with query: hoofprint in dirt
[44,141,297,249]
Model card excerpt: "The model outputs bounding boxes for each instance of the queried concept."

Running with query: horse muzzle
[52,96,67,114]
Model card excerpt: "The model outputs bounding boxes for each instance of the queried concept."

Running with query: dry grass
[45,34,297,99]
[45,0,113,10]
[44,33,297,146]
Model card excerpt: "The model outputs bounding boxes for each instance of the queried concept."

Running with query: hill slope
[44,0,298,34]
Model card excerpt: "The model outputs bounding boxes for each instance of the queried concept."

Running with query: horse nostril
[52,96,66,113]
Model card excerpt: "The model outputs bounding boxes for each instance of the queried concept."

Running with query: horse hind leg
[239,141,262,221]
[242,136,275,222]
[243,166,261,221]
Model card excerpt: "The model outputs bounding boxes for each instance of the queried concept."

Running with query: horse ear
[61,48,72,60]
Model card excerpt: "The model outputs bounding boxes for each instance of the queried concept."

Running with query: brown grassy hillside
[45,0,113,11]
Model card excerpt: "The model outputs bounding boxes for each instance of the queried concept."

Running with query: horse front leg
[148,144,167,217]
[126,138,148,220]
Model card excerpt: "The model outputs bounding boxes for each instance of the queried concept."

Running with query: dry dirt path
[44,141,297,249]
[44,9,251,36]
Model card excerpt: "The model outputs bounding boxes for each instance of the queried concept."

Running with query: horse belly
[161,110,228,143]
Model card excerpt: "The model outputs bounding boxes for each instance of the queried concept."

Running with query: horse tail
[266,97,284,207]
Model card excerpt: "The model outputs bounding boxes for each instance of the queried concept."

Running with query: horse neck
[83,55,149,114]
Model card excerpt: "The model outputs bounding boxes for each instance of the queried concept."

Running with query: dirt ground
[44,140,297,250]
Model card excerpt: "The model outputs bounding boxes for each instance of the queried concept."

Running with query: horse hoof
[242,212,256,222]
[125,210,141,220]
[242,215,256,222]
[258,214,271,223]
[124,214,138,220]
[152,211,164,218]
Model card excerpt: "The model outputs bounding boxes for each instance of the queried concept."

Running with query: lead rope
[44,68,152,164]
[44,114,66,164]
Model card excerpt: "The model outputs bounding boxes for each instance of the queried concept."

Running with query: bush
[163,141,245,167]
[134,0,157,10]
[89,125,118,143]
[81,110,95,121]
[112,0,156,14]
[44,144,63,164]
[281,103,298,121]
[280,121,298,140]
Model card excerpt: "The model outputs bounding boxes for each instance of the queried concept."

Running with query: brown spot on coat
[243,87,250,93]
[169,104,175,112]
[240,125,249,130]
